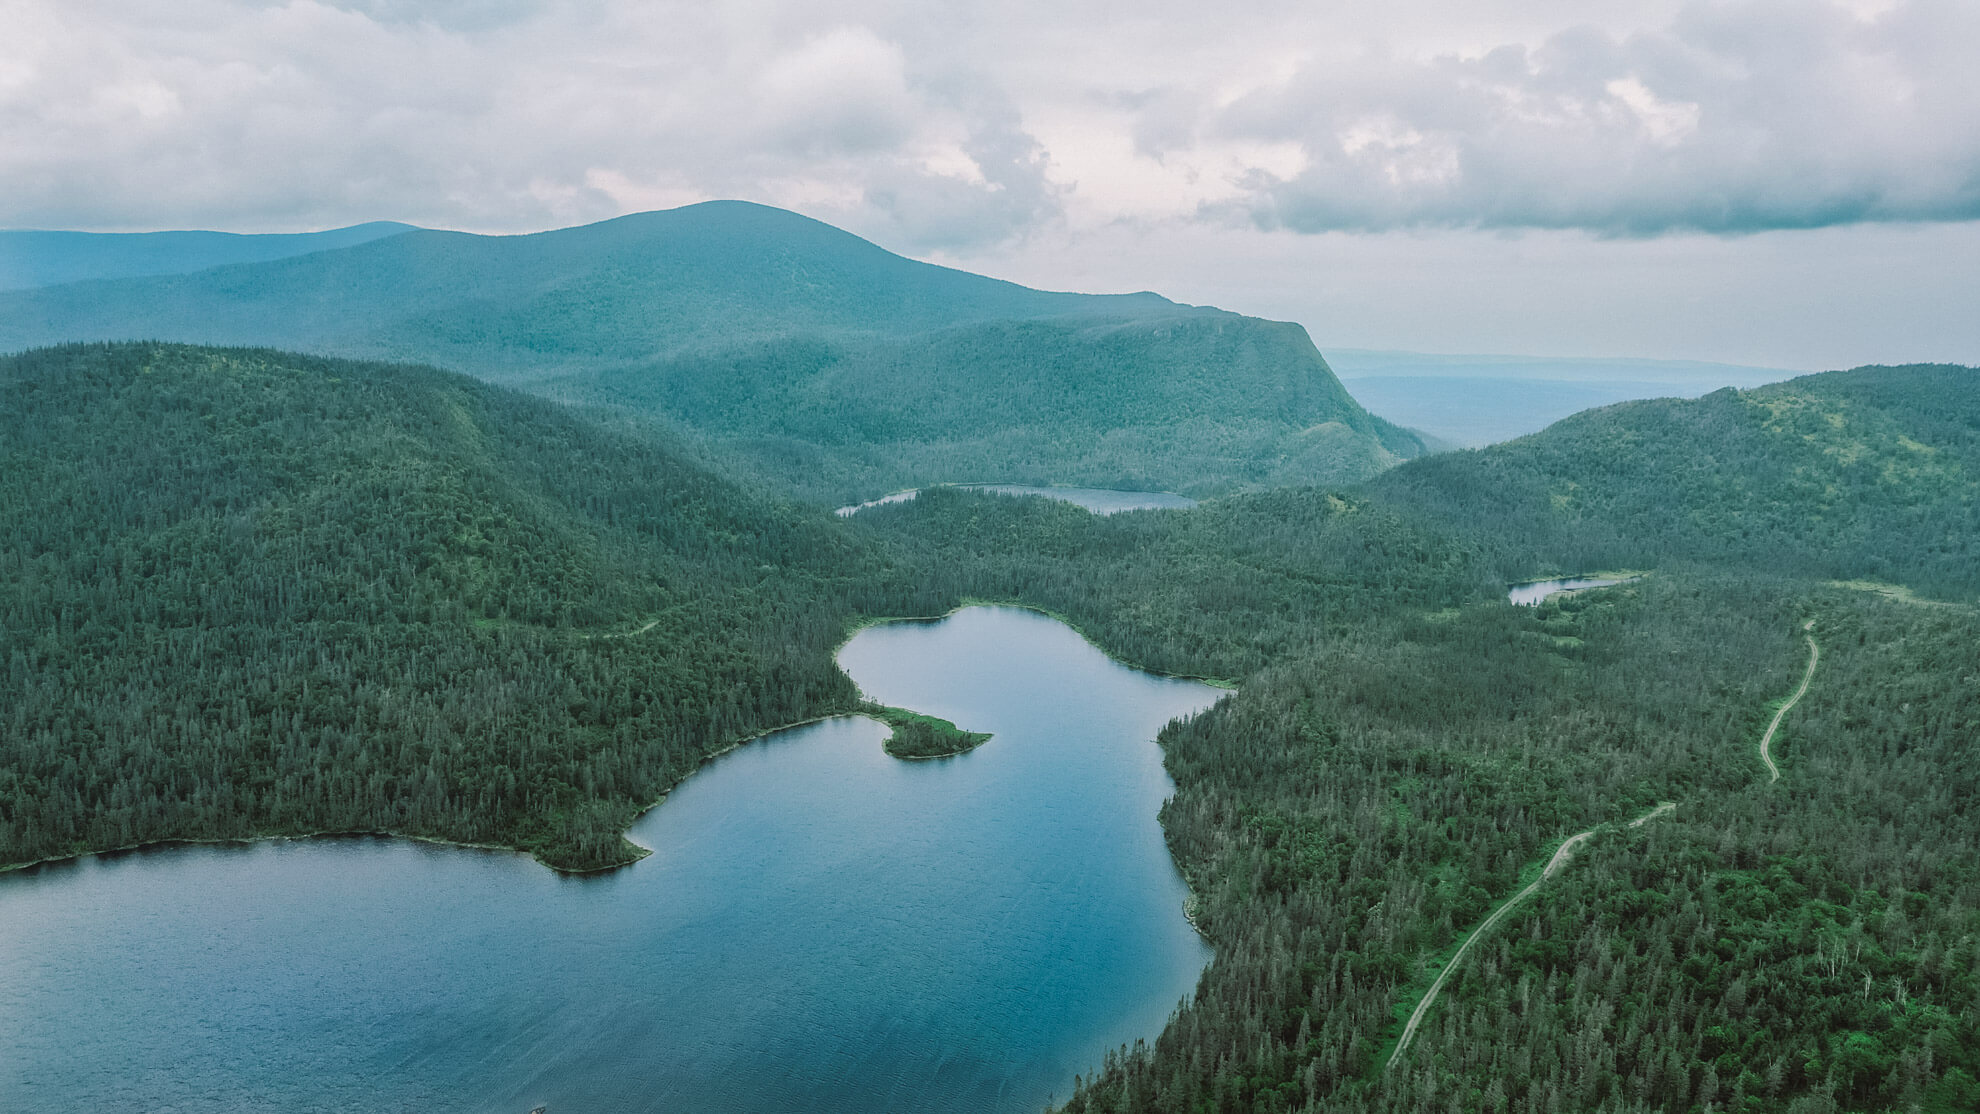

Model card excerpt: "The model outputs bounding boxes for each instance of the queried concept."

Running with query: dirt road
[1387,830,1595,1068]
[1386,620,1820,1071]
[1758,623,1820,782]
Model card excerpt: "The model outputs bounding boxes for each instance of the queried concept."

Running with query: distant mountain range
[1328,348,1799,447]
[0,202,1428,502]
[0,222,417,291]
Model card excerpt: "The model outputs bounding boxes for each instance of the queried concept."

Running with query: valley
[2,213,1976,1114]
[9,0,1979,1106]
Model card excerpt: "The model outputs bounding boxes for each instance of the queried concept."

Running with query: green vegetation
[0,342,912,872]
[863,704,992,759]
[0,201,1428,502]
[559,312,1425,502]
[1372,365,1980,598]
[3,334,1976,1112]
[1036,571,1979,1114]
[845,364,1980,1112]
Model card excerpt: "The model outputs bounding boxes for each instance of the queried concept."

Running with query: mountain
[0,222,417,291]
[564,309,1427,500]
[1371,363,1980,597]
[0,341,901,872]
[0,201,1429,501]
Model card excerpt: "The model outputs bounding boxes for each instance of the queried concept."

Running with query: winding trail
[1388,800,1678,1070]
[1757,622,1820,783]
[1387,620,1822,1071]
[584,618,662,641]
[1628,801,1678,828]
[1387,830,1594,1069]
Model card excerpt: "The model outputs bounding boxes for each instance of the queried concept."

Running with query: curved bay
[0,606,1218,1114]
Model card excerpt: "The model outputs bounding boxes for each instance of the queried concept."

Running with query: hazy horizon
[4,1,1976,368]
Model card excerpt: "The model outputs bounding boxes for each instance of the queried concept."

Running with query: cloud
[0,1,1057,245]
[756,28,916,156]
[0,0,1975,246]
[1187,0,1980,234]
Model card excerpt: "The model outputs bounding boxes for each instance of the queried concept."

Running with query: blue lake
[0,606,1220,1113]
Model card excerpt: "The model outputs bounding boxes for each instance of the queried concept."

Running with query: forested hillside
[843,363,1980,1114]
[1373,365,1980,599]
[566,313,1425,501]
[852,478,1980,1113]
[0,342,925,872]
[0,203,1143,366]
[1046,576,1980,1114]
[0,202,1429,501]
[5,338,1974,1112]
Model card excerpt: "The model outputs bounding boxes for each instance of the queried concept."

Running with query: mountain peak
[0,204,1424,502]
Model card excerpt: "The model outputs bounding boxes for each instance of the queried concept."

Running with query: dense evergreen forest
[553,311,1422,502]
[0,343,942,871]
[1371,366,1980,598]
[1029,572,1979,1114]
[0,202,1426,502]
[3,340,1976,1112]
[842,367,1980,1113]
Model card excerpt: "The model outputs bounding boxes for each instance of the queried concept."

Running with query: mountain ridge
[0,221,418,292]
[0,200,1427,501]
[1370,362,1980,597]
[0,202,1201,371]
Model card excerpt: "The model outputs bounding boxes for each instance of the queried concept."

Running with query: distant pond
[837,484,1198,517]
[0,606,1220,1114]
[1507,576,1636,606]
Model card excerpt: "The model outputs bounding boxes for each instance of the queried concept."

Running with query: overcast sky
[4,0,1976,368]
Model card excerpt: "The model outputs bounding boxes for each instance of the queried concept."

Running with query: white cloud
[757,27,916,156]
[1,0,1973,243]
[0,0,1976,362]
[1603,77,1699,146]
[1198,1,1980,234]
[580,168,711,214]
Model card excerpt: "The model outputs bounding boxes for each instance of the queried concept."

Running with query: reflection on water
[1507,576,1634,606]
[837,484,1197,517]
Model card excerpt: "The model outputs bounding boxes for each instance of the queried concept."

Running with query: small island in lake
[863,704,993,759]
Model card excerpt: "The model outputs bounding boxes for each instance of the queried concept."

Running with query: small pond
[1508,576,1635,606]
[836,484,1198,517]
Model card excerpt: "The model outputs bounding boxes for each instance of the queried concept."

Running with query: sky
[2,0,1977,369]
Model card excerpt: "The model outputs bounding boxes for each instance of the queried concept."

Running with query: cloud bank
[0,0,1975,247]
[1208,1,1980,235]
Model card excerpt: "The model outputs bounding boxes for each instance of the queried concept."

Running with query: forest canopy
[4,340,1976,1112]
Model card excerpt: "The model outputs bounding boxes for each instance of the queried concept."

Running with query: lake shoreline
[0,710,888,879]
[8,605,1220,1114]
[843,601,1241,690]
[6,603,1235,880]
[1507,570,1648,605]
